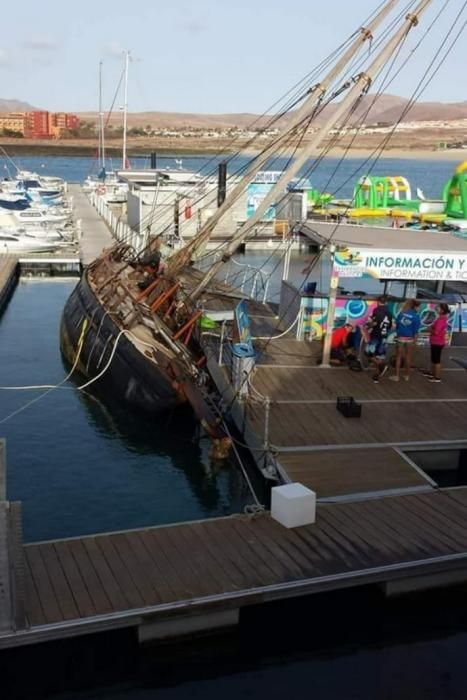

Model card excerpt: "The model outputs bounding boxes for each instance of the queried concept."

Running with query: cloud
[22,37,59,51]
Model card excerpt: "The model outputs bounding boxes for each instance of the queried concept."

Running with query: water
[2,153,457,200]
[0,280,254,543]
[2,154,467,698]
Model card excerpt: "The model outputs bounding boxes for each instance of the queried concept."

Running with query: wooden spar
[135,276,162,302]
[167,0,401,274]
[189,0,433,302]
[173,310,203,341]
[149,282,180,312]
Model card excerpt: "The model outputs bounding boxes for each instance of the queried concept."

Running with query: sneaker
[421,370,432,377]
[380,365,388,378]
[372,375,379,383]
[389,376,399,382]
[403,375,410,382]
[428,377,441,383]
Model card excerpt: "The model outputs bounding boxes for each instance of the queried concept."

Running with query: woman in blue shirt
[389,299,421,382]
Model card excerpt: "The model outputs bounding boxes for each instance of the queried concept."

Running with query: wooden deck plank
[64,539,113,615]
[165,526,229,595]
[431,490,467,528]
[250,401,467,448]
[81,537,129,611]
[23,559,46,627]
[237,517,306,579]
[318,507,388,567]
[343,500,434,558]
[106,533,161,607]
[359,498,448,556]
[53,541,97,618]
[377,494,462,554]
[406,492,467,551]
[247,516,322,575]
[145,528,199,599]
[297,512,369,570]
[36,544,79,621]
[205,518,283,586]
[278,447,428,497]
[336,501,416,559]
[176,521,246,593]
[128,532,176,602]
[189,520,257,588]
[137,530,187,600]
[24,546,63,624]
[95,535,146,609]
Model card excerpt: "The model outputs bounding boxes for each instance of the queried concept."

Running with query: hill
[0,98,38,112]
[76,94,467,130]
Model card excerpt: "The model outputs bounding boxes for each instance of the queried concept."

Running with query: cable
[0,318,89,423]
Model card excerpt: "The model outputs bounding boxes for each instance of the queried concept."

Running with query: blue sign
[235,300,252,347]
[246,183,276,220]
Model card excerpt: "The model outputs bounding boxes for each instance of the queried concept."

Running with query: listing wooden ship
[61,0,434,434]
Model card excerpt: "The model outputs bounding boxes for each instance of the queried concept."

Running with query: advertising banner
[333,247,467,282]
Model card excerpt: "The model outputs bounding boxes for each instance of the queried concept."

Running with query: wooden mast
[189,0,433,302]
[168,0,401,274]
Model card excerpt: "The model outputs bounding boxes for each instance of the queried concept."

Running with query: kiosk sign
[333,247,467,282]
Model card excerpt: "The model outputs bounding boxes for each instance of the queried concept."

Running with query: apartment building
[0,111,80,138]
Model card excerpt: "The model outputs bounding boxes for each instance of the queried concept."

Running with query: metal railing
[196,251,271,303]
[89,191,147,253]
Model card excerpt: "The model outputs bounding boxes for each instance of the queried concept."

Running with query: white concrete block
[271,482,316,528]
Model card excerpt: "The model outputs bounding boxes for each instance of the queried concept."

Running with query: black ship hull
[60,274,183,414]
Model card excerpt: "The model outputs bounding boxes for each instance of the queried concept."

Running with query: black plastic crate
[336,396,362,418]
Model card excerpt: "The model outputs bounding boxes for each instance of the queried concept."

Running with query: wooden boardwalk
[0,487,467,648]
[69,184,115,266]
[203,320,467,497]
[0,255,18,314]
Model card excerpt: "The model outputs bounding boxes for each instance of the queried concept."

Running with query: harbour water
[2,154,467,698]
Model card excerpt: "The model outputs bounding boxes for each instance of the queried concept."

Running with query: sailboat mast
[122,50,130,170]
[190,0,433,301]
[98,60,105,170]
[168,0,401,273]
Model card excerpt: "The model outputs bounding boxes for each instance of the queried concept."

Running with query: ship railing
[88,191,147,254]
[195,251,270,303]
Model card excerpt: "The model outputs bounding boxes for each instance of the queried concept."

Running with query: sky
[1,0,466,114]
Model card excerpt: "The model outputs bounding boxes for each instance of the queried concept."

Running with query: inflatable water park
[309,161,467,232]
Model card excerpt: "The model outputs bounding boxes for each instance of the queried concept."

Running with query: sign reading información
[333,248,467,282]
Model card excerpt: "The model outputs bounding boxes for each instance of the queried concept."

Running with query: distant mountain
[0,98,39,112]
[311,94,467,126]
[16,93,467,128]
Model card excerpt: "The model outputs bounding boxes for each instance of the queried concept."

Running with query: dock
[204,323,467,496]
[69,184,115,266]
[0,256,18,314]
[3,483,467,648]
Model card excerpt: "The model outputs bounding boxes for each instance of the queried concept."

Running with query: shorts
[396,337,416,345]
[365,338,388,360]
[430,344,444,364]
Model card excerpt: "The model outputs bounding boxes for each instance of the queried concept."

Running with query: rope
[217,416,265,512]
[0,318,89,423]
[252,309,301,341]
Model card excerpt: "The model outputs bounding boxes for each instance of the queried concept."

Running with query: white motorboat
[0,230,67,253]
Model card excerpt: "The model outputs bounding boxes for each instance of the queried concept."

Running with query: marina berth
[6,0,467,666]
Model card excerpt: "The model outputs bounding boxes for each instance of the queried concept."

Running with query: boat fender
[184,199,192,219]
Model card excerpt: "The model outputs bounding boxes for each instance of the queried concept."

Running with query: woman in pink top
[424,303,450,383]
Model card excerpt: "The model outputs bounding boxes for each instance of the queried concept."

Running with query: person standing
[423,303,450,383]
[390,299,421,382]
[366,295,393,383]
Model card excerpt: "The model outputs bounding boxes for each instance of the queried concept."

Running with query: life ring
[97,185,106,195]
